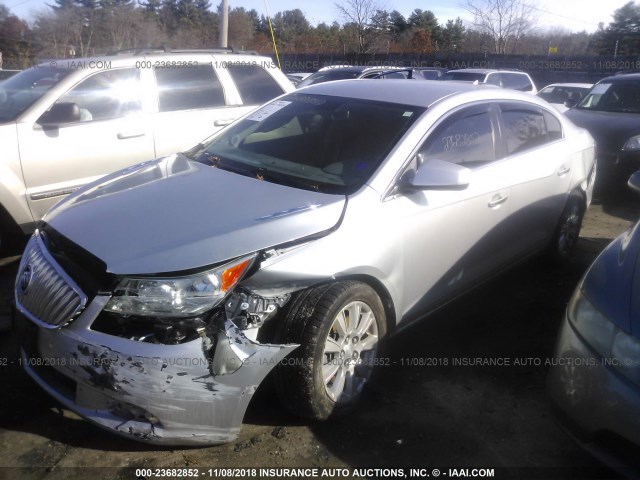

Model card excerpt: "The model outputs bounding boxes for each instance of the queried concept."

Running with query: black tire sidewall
[307,282,387,418]
[551,193,585,262]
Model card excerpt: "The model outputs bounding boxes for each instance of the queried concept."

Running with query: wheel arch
[332,274,397,337]
[259,274,398,345]
[568,186,587,211]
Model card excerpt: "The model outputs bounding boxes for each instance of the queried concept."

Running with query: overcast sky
[2,0,629,32]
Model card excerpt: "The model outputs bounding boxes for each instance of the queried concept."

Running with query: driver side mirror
[564,98,578,109]
[38,102,81,127]
[402,157,471,191]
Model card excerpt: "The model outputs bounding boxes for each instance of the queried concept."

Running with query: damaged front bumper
[16,281,297,446]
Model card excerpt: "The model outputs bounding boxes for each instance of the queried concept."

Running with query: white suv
[441,68,537,94]
[0,49,294,248]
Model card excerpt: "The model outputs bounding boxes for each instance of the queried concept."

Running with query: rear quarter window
[227,64,285,105]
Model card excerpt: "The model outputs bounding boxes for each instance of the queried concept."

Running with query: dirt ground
[0,197,638,480]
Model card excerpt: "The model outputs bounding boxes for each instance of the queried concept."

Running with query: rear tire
[547,193,585,263]
[274,281,386,420]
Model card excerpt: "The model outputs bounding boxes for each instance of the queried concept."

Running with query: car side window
[543,110,563,141]
[155,65,225,112]
[419,106,496,168]
[485,73,502,86]
[226,64,285,105]
[501,73,533,92]
[55,68,141,122]
[361,71,381,79]
[500,104,552,155]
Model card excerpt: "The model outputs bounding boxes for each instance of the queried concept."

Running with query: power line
[5,0,39,10]
[515,0,606,28]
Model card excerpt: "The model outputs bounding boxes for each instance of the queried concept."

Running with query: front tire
[274,281,386,420]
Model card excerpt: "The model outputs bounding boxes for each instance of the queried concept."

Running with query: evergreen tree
[595,1,640,55]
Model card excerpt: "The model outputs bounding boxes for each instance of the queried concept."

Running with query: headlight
[622,134,640,151]
[568,287,640,385]
[104,255,255,317]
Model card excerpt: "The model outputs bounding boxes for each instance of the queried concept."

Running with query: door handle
[558,166,571,176]
[488,193,508,208]
[214,119,234,127]
[117,131,145,139]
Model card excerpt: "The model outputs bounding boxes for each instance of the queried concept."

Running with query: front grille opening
[40,224,115,300]
[91,312,206,345]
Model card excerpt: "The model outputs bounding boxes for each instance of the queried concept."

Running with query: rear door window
[155,64,225,112]
[499,103,555,155]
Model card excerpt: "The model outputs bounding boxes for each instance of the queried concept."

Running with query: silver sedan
[15,80,596,445]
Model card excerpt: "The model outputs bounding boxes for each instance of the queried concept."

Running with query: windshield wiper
[256,167,329,192]
[182,143,206,161]
[191,151,342,193]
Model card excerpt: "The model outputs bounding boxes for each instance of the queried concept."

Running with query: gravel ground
[0,198,637,480]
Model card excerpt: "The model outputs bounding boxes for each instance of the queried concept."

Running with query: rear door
[494,102,571,254]
[151,60,242,157]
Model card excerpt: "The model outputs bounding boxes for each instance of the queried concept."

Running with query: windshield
[298,70,362,88]
[538,85,589,104]
[442,71,486,82]
[576,81,640,113]
[0,67,72,122]
[190,93,425,195]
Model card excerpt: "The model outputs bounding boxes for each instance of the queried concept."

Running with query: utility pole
[219,0,228,48]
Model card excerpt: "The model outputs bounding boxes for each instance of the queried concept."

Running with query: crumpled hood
[565,108,640,153]
[44,155,346,275]
[581,221,640,337]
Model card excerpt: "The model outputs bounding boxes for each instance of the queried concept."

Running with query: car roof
[541,83,593,89]
[600,72,640,83]
[445,68,497,74]
[445,68,528,75]
[37,51,272,68]
[296,79,537,108]
[317,65,402,73]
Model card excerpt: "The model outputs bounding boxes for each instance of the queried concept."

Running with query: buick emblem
[19,264,33,294]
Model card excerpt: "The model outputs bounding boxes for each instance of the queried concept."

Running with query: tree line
[0,0,638,69]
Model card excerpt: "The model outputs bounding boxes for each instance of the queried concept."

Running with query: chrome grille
[15,232,87,329]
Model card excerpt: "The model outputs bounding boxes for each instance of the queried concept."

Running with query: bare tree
[464,0,539,54]
[335,0,383,54]
[33,9,86,57]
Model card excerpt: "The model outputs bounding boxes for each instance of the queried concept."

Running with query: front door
[17,67,155,220]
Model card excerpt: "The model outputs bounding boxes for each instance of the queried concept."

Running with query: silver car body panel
[44,154,346,275]
[18,275,297,445]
